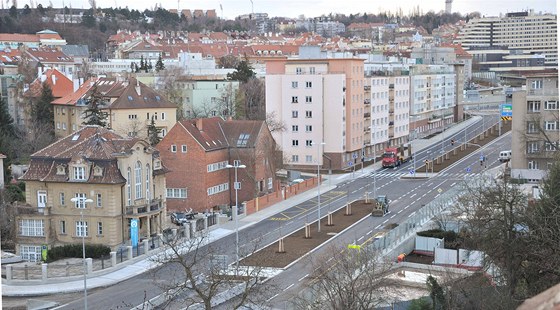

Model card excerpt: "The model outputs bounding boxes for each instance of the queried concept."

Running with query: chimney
[51,74,57,85]
[135,79,141,96]
[40,74,47,83]
[195,119,203,131]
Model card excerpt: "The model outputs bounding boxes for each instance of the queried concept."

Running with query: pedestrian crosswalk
[364,172,480,179]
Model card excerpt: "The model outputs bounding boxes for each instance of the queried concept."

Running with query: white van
[499,150,512,162]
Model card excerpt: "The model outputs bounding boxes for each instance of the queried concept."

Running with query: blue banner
[130,219,139,247]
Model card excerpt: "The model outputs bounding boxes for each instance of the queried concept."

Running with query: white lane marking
[391,199,398,204]
[298,274,309,282]
[404,205,409,209]
[358,236,364,241]
[390,214,396,219]
[267,293,279,302]
[410,193,417,198]
[398,210,403,214]
[287,221,294,225]
[367,230,373,235]
[284,284,294,291]
[382,219,389,224]
[408,212,415,218]
[450,182,457,187]
[352,190,359,194]
[375,225,381,229]
[327,257,333,262]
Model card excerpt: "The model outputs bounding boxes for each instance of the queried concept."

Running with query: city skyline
[24,0,557,19]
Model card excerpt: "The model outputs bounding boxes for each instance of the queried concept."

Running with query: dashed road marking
[358,236,364,241]
[382,219,389,224]
[298,274,309,282]
[267,293,279,302]
[284,284,294,291]
[398,210,403,214]
[367,230,373,235]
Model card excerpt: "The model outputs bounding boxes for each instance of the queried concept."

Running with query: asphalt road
[51,116,509,310]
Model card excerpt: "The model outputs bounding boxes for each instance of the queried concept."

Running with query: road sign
[352,154,358,159]
[409,169,414,175]
[466,167,471,173]
[480,155,484,161]
[501,103,513,117]
[348,161,353,167]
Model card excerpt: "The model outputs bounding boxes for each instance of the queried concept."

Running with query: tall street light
[313,142,325,232]
[70,196,93,310]
[226,161,246,270]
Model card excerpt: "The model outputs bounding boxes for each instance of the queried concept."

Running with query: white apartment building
[389,75,411,146]
[459,11,558,66]
[409,65,456,137]
[174,79,240,119]
[365,76,389,154]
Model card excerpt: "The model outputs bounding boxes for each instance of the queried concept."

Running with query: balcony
[389,83,394,89]
[126,198,163,215]
[389,109,394,114]
[364,85,371,91]
[364,99,371,105]
[364,112,371,118]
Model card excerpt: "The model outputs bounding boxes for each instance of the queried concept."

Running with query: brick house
[157,117,278,213]
[15,126,168,261]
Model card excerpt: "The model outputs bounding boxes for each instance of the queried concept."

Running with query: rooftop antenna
[250,0,253,15]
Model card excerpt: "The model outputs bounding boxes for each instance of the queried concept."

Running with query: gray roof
[60,45,90,57]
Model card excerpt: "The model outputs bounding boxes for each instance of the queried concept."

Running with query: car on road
[171,212,188,225]
[499,150,512,162]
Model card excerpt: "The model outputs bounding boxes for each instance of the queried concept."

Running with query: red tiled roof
[27,68,73,98]
[178,118,229,151]
[0,33,39,43]
[25,47,73,63]
[109,77,176,110]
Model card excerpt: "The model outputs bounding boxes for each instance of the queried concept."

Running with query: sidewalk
[1,116,482,297]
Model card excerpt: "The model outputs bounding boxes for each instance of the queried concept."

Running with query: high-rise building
[458,11,557,68]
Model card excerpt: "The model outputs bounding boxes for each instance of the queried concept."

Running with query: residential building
[0,29,66,49]
[174,78,239,119]
[157,118,277,213]
[364,76,389,155]
[0,53,20,126]
[408,65,457,137]
[511,72,559,182]
[389,75,411,146]
[25,47,77,80]
[265,48,366,170]
[16,126,168,260]
[52,77,177,139]
[458,11,558,67]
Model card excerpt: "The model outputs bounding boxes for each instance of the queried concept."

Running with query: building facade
[511,72,559,181]
[16,126,167,261]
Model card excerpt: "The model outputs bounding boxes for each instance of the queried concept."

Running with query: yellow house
[52,77,177,140]
[16,126,168,260]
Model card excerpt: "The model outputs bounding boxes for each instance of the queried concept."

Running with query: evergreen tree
[31,82,55,126]
[227,59,256,83]
[82,85,109,127]
[155,55,165,72]
[0,97,15,137]
[147,117,161,146]
[139,55,145,71]
[0,97,16,184]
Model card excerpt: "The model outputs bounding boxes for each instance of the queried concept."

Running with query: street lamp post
[314,142,325,232]
[226,162,246,270]
[70,196,93,310]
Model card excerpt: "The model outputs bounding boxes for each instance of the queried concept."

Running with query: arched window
[145,164,151,201]
[135,161,142,199]
[126,168,132,205]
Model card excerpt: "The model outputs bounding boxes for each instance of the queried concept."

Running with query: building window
[134,161,143,200]
[544,142,559,151]
[305,96,312,103]
[161,112,166,120]
[166,188,187,198]
[73,166,86,180]
[171,145,177,152]
[292,140,299,146]
[292,155,299,162]
[292,81,298,88]
[292,125,299,132]
[527,101,541,112]
[181,145,187,152]
[60,192,65,205]
[292,111,298,118]
[528,160,539,170]
[207,183,229,196]
[62,123,66,130]
[305,125,312,132]
[96,193,102,207]
[531,80,543,89]
[74,193,87,209]
[76,221,88,237]
[309,67,316,74]
[146,164,151,200]
[527,122,538,133]
[128,114,138,120]
[292,96,298,103]
[127,168,132,205]
[306,140,313,147]
[527,142,539,154]
[60,220,66,234]
[207,161,228,172]
[545,121,558,131]
[296,67,303,75]
[305,111,312,118]
[545,101,558,110]
[97,222,103,235]
[268,177,273,190]
[306,81,312,88]
[306,155,313,162]
[20,245,42,262]
[18,219,44,236]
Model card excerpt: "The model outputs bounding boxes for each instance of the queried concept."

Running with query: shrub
[417,229,463,249]
[46,243,111,262]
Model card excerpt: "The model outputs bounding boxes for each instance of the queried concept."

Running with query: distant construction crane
[445,0,452,14]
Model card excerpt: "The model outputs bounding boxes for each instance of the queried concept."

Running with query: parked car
[171,212,188,225]
[499,150,512,162]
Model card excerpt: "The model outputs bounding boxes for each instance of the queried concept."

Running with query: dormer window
[56,164,66,175]
[73,166,86,181]
[93,165,103,177]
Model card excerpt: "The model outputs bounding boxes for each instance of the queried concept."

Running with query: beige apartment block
[16,126,168,261]
[511,72,559,182]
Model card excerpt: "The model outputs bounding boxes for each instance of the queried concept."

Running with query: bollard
[453,148,457,156]
[345,203,352,215]
[203,216,208,230]
[127,246,133,260]
[143,239,150,254]
[86,258,93,274]
[182,222,189,239]
[24,264,29,280]
[445,153,449,160]
[110,251,117,267]
[304,223,311,239]
[42,263,48,282]
[277,238,285,253]
[327,212,333,226]
[5,265,12,284]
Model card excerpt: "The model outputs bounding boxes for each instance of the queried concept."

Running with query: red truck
[381,144,412,168]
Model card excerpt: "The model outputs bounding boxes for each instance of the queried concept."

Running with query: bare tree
[155,67,186,120]
[290,243,393,309]
[520,113,560,153]
[146,230,275,309]
[236,78,265,120]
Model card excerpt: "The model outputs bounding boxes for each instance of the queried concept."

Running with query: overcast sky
[35,0,556,19]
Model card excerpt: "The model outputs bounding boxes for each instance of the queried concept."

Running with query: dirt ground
[241,200,379,268]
